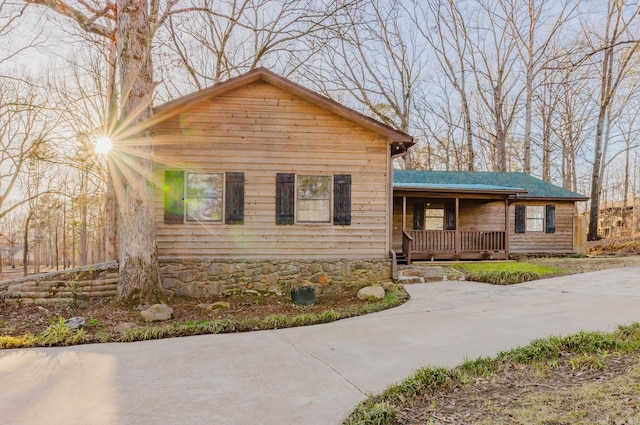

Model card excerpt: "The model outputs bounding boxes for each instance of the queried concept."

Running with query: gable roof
[151,68,414,151]
[394,170,589,201]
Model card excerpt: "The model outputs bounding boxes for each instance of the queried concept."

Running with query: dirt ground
[396,353,640,424]
[2,237,640,346]
[0,286,374,341]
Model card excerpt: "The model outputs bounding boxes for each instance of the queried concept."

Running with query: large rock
[66,317,85,329]
[197,301,230,310]
[140,304,174,322]
[357,285,386,301]
[114,322,138,332]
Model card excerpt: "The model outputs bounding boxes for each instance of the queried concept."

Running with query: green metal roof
[393,170,589,200]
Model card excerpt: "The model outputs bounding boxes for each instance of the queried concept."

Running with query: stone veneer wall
[0,262,119,305]
[159,258,392,297]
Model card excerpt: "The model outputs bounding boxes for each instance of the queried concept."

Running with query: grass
[1,284,409,349]
[453,261,565,285]
[344,323,640,425]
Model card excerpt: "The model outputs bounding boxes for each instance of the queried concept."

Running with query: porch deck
[402,230,507,262]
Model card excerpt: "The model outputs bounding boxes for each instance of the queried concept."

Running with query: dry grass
[346,325,640,425]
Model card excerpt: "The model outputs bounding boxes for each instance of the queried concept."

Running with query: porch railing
[407,230,456,252]
[402,230,506,262]
[459,231,505,251]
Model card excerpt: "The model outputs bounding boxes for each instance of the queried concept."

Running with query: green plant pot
[291,286,316,305]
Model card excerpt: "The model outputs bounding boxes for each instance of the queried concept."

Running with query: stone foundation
[159,258,392,297]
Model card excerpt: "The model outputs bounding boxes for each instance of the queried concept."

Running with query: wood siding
[153,81,390,260]
[509,201,576,253]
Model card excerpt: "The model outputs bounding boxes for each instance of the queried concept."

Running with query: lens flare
[95,136,113,154]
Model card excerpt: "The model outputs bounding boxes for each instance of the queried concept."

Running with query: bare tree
[23,0,185,303]
[500,0,577,175]
[0,77,55,221]
[410,0,476,170]
[155,0,347,100]
[578,1,640,240]
[307,0,424,168]
[0,206,26,270]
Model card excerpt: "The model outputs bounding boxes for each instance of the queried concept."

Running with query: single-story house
[148,68,588,295]
[150,68,414,296]
[393,170,589,263]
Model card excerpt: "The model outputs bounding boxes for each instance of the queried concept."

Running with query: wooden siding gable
[152,68,413,149]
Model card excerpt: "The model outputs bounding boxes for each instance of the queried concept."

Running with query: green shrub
[0,334,38,349]
[346,401,397,425]
[456,262,562,285]
[37,317,85,346]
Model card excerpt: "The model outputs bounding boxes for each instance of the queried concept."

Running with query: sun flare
[95,136,113,154]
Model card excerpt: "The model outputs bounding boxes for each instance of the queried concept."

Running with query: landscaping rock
[197,301,230,310]
[66,317,85,329]
[380,281,394,290]
[357,285,385,300]
[140,304,173,322]
[36,306,53,316]
[114,322,138,332]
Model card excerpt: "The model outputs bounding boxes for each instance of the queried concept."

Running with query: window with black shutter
[225,172,244,224]
[276,173,295,225]
[333,174,351,225]
[413,201,425,230]
[545,205,556,233]
[515,205,526,233]
[164,170,184,224]
[444,203,456,230]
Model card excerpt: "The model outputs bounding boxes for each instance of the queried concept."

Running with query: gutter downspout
[389,143,411,280]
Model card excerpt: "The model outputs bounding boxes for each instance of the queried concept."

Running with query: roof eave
[516,195,590,202]
[393,186,527,195]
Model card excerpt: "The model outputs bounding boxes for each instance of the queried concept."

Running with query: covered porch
[393,186,526,263]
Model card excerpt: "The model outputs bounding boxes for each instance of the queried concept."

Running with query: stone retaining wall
[0,262,119,305]
[159,258,392,297]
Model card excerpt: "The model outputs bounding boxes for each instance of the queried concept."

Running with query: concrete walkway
[1,266,639,425]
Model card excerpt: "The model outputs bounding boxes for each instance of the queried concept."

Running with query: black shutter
[545,205,556,233]
[164,170,184,224]
[444,203,456,230]
[225,172,244,224]
[276,173,295,225]
[515,205,526,233]
[413,201,425,230]
[333,174,351,225]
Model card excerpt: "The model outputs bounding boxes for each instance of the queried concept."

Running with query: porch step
[397,266,465,284]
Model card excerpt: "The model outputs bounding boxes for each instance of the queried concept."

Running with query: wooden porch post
[455,197,460,256]
[402,196,407,231]
[504,198,510,259]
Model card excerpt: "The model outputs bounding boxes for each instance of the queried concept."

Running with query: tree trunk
[105,38,119,262]
[588,104,606,241]
[115,0,164,305]
[80,194,88,266]
[23,211,33,276]
[104,163,118,266]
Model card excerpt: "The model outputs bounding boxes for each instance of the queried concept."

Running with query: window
[276,173,351,225]
[526,205,544,232]
[413,202,456,231]
[297,175,331,222]
[515,205,555,234]
[186,173,223,222]
[425,208,445,230]
[164,170,244,225]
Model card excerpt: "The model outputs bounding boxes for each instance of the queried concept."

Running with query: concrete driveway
[1,266,639,425]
